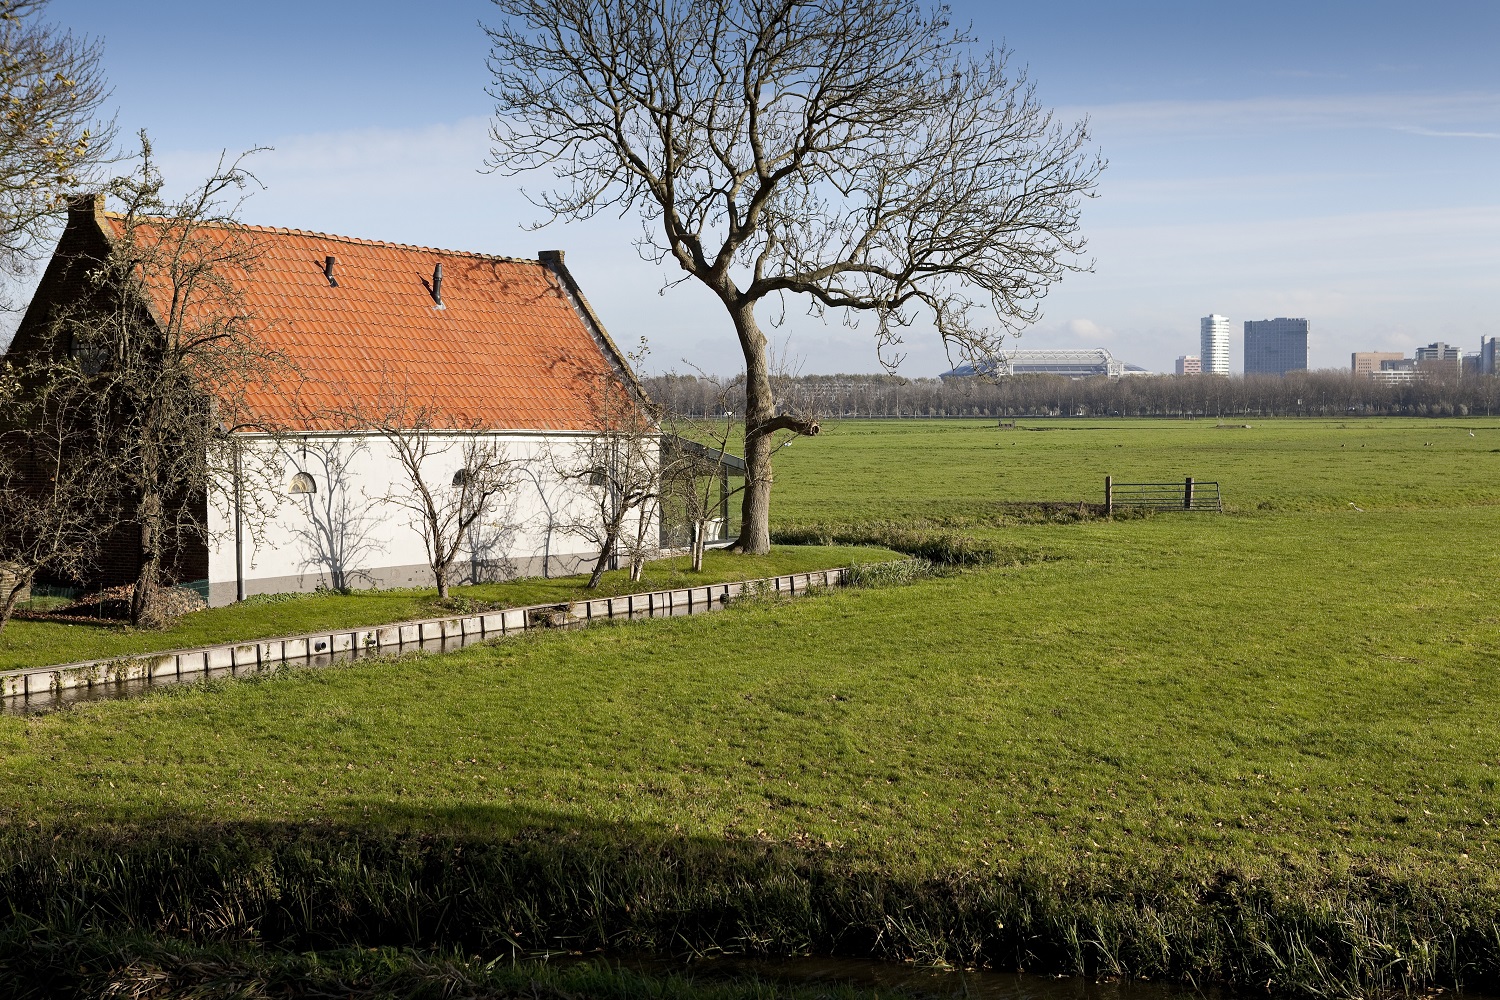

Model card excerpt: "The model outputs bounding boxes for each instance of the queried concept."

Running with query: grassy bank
[2,418,1498,996]
[0,545,899,672]
[2,826,1489,999]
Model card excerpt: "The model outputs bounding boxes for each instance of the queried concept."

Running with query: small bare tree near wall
[485,0,1103,553]
[554,355,660,588]
[346,391,519,601]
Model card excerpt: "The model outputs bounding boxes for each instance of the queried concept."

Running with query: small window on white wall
[289,472,317,494]
[452,468,471,487]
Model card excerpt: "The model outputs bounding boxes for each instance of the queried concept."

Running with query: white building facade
[208,431,652,606]
[1200,314,1230,375]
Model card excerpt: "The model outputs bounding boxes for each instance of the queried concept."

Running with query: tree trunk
[735,302,774,555]
[586,530,615,589]
[0,568,35,633]
[691,522,706,572]
[131,493,162,627]
[435,563,450,600]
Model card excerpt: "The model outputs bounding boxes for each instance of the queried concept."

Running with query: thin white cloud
[1392,125,1500,139]
[1071,91,1500,137]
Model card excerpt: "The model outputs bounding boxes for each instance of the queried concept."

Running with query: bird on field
[1349,502,1365,512]
[1471,431,1476,437]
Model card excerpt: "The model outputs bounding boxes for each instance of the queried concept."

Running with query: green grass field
[0,545,898,672]
[3,418,1499,996]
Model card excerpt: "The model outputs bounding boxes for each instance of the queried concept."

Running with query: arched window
[452,468,471,487]
[289,472,317,494]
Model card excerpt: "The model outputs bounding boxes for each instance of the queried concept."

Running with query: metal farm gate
[1105,476,1222,514]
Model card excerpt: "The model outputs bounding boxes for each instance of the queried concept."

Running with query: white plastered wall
[204,430,654,607]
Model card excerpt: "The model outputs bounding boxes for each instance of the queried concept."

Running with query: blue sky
[32,0,1500,376]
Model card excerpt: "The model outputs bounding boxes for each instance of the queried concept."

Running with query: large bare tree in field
[485,0,1103,553]
[0,0,111,288]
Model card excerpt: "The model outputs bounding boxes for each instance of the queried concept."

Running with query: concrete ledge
[1,567,852,704]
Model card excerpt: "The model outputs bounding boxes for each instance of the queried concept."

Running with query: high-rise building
[1479,337,1498,375]
[1352,351,1405,377]
[1200,315,1229,375]
[1414,342,1462,378]
[1244,318,1308,376]
[1175,355,1201,375]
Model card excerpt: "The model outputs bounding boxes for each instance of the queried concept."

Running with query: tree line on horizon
[643,370,1500,421]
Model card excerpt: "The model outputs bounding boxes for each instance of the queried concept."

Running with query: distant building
[1175,355,1201,375]
[1370,367,1421,386]
[1480,336,1499,375]
[1244,318,1308,376]
[1414,342,1462,378]
[940,349,1147,380]
[1352,351,1404,377]
[1200,315,1230,375]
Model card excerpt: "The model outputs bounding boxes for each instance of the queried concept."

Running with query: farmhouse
[7,195,658,605]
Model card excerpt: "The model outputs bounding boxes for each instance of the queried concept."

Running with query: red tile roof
[101,214,637,433]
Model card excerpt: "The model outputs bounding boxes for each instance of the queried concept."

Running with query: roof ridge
[97,210,538,265]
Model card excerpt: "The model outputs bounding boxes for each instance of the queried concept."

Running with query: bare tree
[485,0,1103,552]
[0,357,115,629]
[41,137,285,625]
[0,0,112,289]
[281,436,384,593]
[661,420,739,574]
[341,389,520,601]
[553,354,660,588]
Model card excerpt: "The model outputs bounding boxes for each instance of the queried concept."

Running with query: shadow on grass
[2,801,1497,998]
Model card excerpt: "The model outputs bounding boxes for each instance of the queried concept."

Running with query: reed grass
[1,827,1494,998]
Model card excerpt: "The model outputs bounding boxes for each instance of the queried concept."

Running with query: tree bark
[586,527,616,589]
[435,564,450,600]
[131,490,162,627]
[0,568,35,633]
[691,522,706,572]
[734,302,775,555]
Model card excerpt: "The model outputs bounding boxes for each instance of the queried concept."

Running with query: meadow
[0,545,898,672]
[2,418,1498,998]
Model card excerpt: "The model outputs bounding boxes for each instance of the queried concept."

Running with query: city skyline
[6,1,1497,377]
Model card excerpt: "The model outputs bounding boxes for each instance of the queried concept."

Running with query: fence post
[1104,475,1113,517]
[1184,477,1194,509]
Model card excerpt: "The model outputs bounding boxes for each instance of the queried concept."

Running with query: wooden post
[1104,475,1113,517]
[1184,476,1194,509]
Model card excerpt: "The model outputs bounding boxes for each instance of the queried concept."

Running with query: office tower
[1482,336,1499,375]
[1244,317,1309,376]
[1200,315,1229,375]
[1175,355,1201,375]
[1352,351,1404,377]
[1414,342,1462,378]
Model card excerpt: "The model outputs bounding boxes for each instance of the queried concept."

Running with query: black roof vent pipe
[324,256,338,287]
[431,263,443,307]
